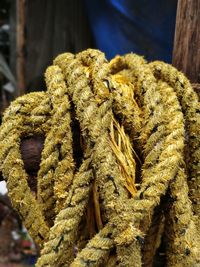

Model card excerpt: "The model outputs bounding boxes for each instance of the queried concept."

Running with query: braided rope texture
[0,49,199,266]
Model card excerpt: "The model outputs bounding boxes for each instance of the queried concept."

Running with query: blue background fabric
[85,0,177,63]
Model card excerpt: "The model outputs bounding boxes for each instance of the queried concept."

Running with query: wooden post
[172,0,200,84]
[16,0,26,96]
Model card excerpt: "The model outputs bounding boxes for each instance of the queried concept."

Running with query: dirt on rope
[0,49,199,267]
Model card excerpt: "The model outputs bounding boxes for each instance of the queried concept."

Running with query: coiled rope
[0,49,199,267]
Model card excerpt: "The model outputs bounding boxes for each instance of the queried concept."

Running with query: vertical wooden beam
[172,0,200,83]
[10,1,16,78]
[16,0,25,96]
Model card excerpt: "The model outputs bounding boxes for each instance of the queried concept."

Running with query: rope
[0,49,199,266]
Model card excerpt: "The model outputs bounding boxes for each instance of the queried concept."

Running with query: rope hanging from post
[0,49,199,267]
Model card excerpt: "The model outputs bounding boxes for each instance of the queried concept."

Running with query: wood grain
[172,0,200,83]
[16,0,25,96]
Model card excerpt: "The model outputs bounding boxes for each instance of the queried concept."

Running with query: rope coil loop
[0,49,199,266]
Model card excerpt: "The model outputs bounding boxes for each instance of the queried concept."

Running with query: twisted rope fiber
[37,64,75,227]
[0,49,199,266]
[0,92,51,246]
[149,62,200,229]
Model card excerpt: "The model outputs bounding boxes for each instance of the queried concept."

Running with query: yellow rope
[0,49,199,266]
[0,92,51,246]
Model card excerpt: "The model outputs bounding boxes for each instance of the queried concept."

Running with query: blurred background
[0,0,179,266]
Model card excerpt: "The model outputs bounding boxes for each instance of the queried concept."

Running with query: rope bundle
[0,49,199,266]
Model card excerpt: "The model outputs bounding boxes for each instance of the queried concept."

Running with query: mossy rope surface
[0,49,199,267]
